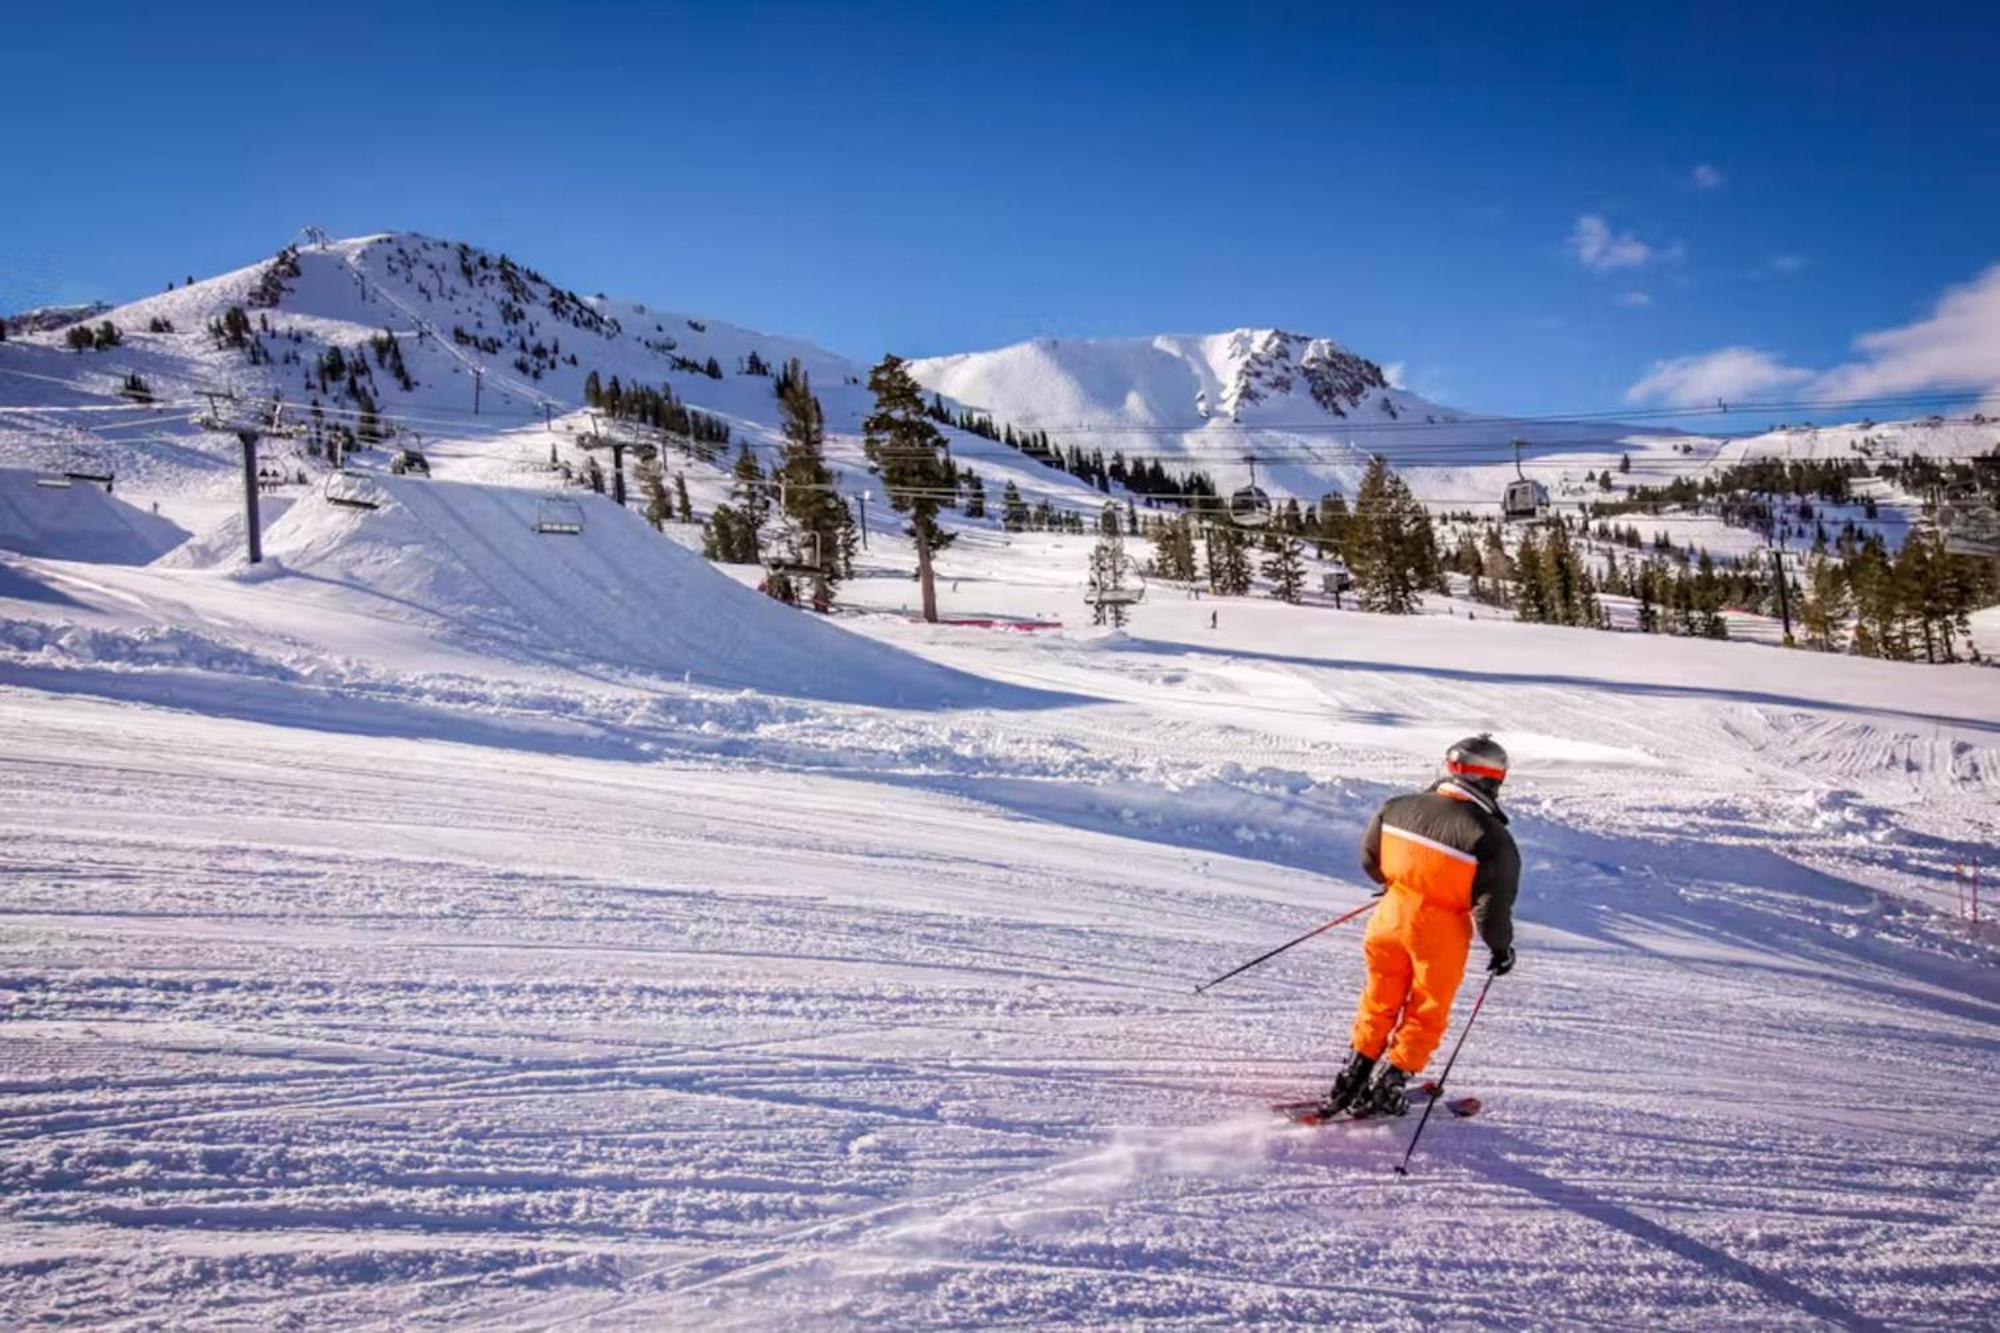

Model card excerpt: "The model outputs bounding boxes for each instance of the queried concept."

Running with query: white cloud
[1625,262,2000,411]
[1810,263,2000,402]
[1767,253,1809,275]
[1380,361,1407,389]
[1691,163,1725,190]
[1617,290,1652,308]
[1570,214,1660,272]
[1625,347,1812,407]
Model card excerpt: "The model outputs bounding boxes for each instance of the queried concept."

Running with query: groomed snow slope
[2,526,1996,1327]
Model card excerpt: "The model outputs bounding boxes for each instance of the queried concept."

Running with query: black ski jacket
[1360,780,1521,956]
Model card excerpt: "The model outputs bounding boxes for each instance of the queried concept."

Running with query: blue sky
[4,2,1996,422]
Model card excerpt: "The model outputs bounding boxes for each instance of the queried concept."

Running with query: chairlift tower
[207,392,276,564]
[578,415,657,508]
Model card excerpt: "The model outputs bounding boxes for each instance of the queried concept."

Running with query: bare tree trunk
[916,519,938,623]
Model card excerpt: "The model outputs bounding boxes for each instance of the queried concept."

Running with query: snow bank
[164,473,1029,708]
[0,468,187,564]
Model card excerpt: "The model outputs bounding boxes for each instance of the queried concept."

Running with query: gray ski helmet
[1444,734,1509,788]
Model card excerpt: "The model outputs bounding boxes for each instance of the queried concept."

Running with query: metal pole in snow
[237,430,262,564]
[1771,544,1793,645]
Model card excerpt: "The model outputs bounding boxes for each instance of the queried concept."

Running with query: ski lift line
[7,354,1971,441]
[1028,388,1989,436]
[8,364,1985,455]
[329,246,560,412]
[0,337,1978,428]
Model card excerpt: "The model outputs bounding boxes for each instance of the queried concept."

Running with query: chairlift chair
[534,495,585,535]
[1086,566,1147,608]
[762,530,823,577]
[322,471,383,512]
[1938,500,2000,558]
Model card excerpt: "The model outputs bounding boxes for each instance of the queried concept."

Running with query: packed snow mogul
[1322,734,1520,1119]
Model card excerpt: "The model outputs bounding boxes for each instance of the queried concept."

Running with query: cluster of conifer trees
[584,372,732,451]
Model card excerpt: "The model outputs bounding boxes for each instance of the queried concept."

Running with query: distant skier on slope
[1319,734,1520,1118]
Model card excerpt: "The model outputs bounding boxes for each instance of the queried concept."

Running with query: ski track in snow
[3,615,1997,1328]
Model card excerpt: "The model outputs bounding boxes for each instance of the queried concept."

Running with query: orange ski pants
[1348,886,1473,1072]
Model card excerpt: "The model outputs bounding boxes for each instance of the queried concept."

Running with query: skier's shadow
[1444,1124,1888,1332]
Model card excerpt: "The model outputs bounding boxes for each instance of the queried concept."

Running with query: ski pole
[1193,899,1373,995]
[1394,970,1495,1177]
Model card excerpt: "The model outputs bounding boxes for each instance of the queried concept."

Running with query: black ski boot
[1318,1049,1377,1117]
[1351,1063,1412,1118]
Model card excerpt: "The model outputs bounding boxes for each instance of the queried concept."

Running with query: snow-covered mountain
[6,231,1994,537]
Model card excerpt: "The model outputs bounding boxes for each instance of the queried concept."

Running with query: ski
[1272,1081,1481,1126]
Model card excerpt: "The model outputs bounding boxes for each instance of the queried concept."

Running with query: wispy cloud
[1626,347,1811,406]
[1380,361,1407,389]
[1766,253,1809,275]
[1813,263,2000,401]
[1570,215,1672,272]
[1617,290,1652,308]
[1691,163,1725,190]
[1626,262,2000,409]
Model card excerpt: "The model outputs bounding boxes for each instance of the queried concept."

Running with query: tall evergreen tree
[775,359,843,607]
[864,354,954,622]
[1345,456,1431,613]
[1263,533,1307,603]
[1000,480,1028,532]
[638,456,671,531]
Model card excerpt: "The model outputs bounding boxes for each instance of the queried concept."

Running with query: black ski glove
[1487,945,1515,976]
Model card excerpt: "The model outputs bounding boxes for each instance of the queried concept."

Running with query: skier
[1320,734,1519,1118]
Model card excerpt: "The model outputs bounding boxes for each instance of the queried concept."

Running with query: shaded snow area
[3,519,1997,1328]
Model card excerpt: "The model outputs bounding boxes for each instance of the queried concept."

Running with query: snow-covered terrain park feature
[2,232,1997,1327]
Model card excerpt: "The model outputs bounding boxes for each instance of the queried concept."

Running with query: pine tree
[1799,553,1849,650]
[964,472,987,519]
[1693,551,1728,638]
[775,358,843,605]
[730,444,769,563]
[1514,529,1550,622]
[864,354,954,622]
[639,456,671,530]
[675,472,694,523]
[1263,533,1306,603]
[1346,456,1430,613]
[1148,514,1198,583]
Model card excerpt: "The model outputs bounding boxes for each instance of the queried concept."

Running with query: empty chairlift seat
[534,496,585,535]
[322,472,384,511]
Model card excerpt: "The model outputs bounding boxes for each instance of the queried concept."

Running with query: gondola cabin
[1229,485,1273,527]
[1502,477,1549,522]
